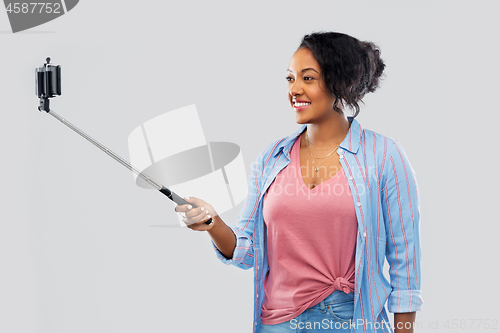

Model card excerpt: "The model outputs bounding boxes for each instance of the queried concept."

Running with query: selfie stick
[36,58,212,225]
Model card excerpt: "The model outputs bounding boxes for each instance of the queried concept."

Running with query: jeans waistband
[315,289,354,313]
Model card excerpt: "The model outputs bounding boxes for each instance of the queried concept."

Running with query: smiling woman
[174,31,422,333]
[287,48,337,124]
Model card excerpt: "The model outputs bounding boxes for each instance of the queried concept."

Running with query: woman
[175,32,422,333]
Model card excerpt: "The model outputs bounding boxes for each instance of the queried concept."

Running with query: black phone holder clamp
[36,57,61,112]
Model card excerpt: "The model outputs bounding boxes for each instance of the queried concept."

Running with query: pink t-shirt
[260,134,358,325]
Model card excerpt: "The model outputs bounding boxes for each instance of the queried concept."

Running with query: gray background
[1,1,498,332]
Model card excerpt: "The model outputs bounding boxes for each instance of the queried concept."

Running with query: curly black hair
[299,32,385,117]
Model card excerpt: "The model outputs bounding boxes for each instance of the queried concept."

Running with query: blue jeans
[259,290,354,333]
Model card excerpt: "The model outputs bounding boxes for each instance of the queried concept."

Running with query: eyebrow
[287,68,319,74]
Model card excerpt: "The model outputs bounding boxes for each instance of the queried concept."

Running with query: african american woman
[175,32,422,333]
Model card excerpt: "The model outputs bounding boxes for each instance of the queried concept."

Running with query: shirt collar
[274,116,363,158]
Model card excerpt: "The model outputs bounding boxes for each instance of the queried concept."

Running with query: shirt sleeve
[381,140,423,313]
[211,145,268,270]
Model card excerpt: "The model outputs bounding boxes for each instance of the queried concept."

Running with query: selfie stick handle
[43,109,212,225]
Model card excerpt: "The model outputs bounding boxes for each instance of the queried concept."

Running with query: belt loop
[319,300,326,314]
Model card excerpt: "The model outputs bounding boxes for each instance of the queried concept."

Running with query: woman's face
[286,47,337,124]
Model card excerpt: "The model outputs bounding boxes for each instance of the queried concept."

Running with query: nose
[289,79,303,98]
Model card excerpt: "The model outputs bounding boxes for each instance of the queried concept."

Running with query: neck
[303,112,351,149]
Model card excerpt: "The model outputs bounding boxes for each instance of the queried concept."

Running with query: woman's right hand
[174,196,217,231]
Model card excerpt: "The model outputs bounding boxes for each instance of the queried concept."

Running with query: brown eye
[286,76,294,82]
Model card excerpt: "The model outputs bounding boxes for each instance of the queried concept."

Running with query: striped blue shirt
[213,116,423,332]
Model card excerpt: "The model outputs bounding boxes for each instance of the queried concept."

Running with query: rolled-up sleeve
[212,146,267,270]
[212,225,254,269]
[381,140,423,313]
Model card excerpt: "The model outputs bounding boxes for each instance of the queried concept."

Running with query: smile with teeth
[294,102,311,107]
